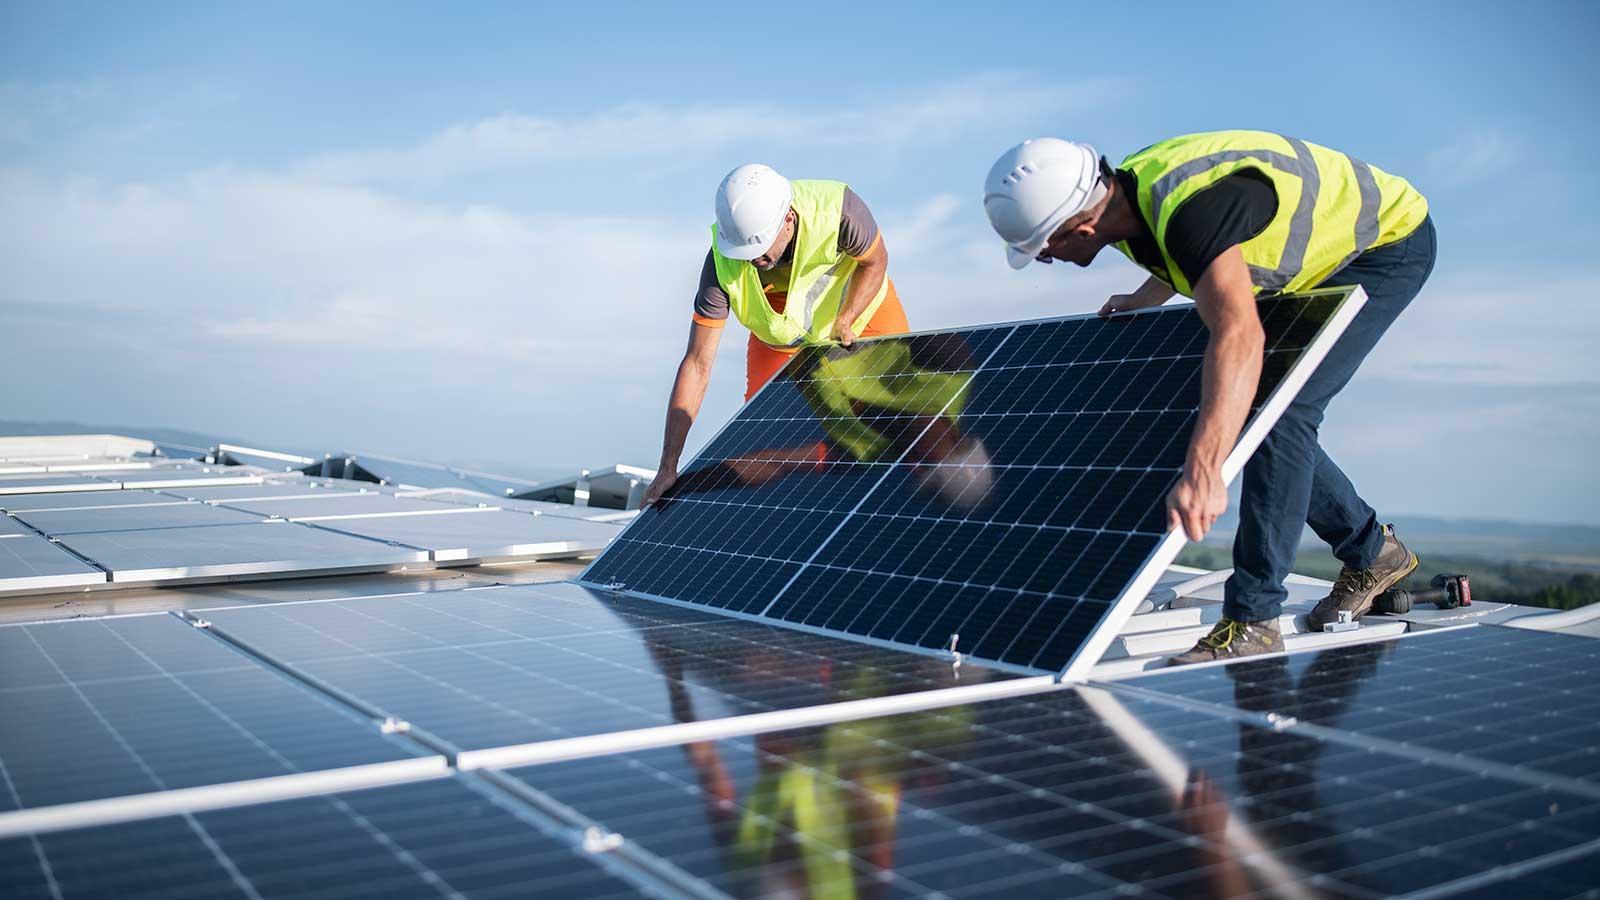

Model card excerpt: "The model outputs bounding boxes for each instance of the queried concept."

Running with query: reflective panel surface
[0,776,648,900]
[1125,626,1600,785]
[0,489,187,512]
[310,509,621,560]
[13,502,267,535]
[0,614,423,811]
[200,582,1013,752]
[586,292,1356,672]
[55,521,429,582]
[512,683,1600,899]
[0,536,106,593]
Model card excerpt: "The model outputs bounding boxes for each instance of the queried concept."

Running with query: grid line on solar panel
[1111,626,1600,796]
[197,583,998,755]
[584,291,1353,674]
[0,776,657,900]
[0,614,424,812]
[508,683,1600,899]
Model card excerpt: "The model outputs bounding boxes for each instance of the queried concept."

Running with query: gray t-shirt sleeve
[693,250,730,321]
[837,187,880,258]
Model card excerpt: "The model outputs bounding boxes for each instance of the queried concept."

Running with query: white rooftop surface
[312,507,622,562]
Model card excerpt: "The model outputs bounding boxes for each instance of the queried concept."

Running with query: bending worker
[983,131,1434,665]
[643,164,911,505]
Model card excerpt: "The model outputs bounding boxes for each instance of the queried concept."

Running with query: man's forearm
[836,259,886,332]
[1135,276,1176,305]
[659,360,710,469]
[1187,324,1264,474]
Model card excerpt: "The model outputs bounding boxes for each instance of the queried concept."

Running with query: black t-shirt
[1117,168,1279,288]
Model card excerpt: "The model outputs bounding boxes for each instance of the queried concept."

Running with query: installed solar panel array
[585,290,1362,675]
[4,592,1596,898]
[5,292,1596,897]
[0,469,621,594]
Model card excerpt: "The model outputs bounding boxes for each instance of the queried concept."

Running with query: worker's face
[1037,216,1106,267]
[752,210,797,271]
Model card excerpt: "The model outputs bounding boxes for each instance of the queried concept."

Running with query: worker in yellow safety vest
[983,131,1436,665]
[643,164,912,506]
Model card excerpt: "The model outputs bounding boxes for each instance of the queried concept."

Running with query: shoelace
[1199,619,1242,651]
[1334,567,1380,595]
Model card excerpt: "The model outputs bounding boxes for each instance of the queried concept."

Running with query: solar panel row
[1,585,1596,898]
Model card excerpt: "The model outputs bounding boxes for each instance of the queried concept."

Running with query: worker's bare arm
[1099,276,1176,317]
[1166,245,1263,541]
[832,235,888,346]
[643,321,723,505]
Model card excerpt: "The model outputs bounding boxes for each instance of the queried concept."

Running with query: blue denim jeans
[1224,217,1438,622]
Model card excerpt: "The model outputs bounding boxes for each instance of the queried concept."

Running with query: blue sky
[2,1,1597,524]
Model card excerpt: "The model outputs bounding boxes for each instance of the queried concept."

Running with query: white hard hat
[983,138,1106,270]
[714,164,794,261]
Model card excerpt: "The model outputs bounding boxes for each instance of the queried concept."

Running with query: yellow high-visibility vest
[711,179,889,347]
[1113,130,1429,296]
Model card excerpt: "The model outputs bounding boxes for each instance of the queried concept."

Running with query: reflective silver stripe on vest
[1146,136,1320,293]
[1274,136,1321,292]
[795,257,850,345]
[1326,156,1384,279]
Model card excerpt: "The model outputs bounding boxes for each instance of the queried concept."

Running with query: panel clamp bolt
[379,717,410,734]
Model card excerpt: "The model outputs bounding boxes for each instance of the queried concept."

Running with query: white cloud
[1424,128,1520,187]
[1360,267,1600,386]
[298,74,1124,183]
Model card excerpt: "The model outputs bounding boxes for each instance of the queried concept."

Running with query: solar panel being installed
[506,678,1600,899]
[0,614,434,813]
[196,582,1020,756]
[0,776,654,900]
[583,288,1365,675]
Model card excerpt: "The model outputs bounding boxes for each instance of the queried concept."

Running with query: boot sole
[1316,552,1419,631]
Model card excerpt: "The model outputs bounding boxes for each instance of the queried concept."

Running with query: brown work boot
[1308,524,1419,632]
[1167,618,1284,667]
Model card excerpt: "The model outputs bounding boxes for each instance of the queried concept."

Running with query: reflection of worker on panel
[651,629,971,899]
[667,334,995,512]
